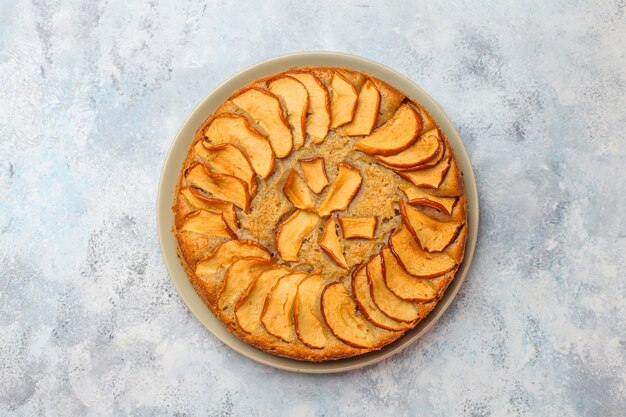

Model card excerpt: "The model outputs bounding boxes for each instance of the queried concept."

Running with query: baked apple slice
[396,157,451,189]
[193,142,257,196]
[449,194,467,222]
[400,200,463,252]
[371,78,405,128]
[336,69,366,90]
[195,239,271,277]
[282,169,314,210]
[336,69,366,91]
[317,163,362,217]
[294,273,329,349]
[394,132,446,171]
[330,71,358,128]
[355,103,423,155]
[275,210,320,261]
[204,114,275,178]
[381,247,437,302]
[288,72,331,144]
[298,157,329,194]
[428,159,464,197]
[399,184,457,215]
[412,101,436,133]
[338,216,376,239]
[375,130,440,169]
[231,87,293,158]
[318,218,349,269]
[391,137,446,173]
[367,254,421,322]
[261,271,309,342]
[184,162,250,212]
[390,142,448,175]
[217,257,275,314]
[267,75,308,149]
[181,209,236,239]
[388,223,456,278]
[235,265,292,334]
[321,281,377,348]
[351,264,412,331]
[445,224,467,264]
[343,79,381,136]
[180,187,239,230]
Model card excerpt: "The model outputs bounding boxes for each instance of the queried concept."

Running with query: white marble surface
[1,0,625,415]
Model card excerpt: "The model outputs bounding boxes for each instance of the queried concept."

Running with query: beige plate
[157,52,479,373]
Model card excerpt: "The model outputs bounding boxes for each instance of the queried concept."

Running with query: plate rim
[156,51,479,374]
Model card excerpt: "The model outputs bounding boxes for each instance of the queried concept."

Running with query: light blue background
[1,1,625,416]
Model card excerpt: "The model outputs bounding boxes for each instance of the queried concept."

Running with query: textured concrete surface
[1,0,625,416]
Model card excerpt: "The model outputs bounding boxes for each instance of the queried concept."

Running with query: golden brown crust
[172,66,468,361]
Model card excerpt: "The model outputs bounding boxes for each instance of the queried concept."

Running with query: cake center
[236,130,404,279]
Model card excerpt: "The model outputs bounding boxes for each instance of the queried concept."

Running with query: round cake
[173,66,467,361]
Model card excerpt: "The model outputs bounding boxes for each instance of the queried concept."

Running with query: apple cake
[173,66,467,361]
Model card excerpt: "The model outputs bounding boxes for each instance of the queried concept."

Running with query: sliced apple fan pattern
[176,68,467,358]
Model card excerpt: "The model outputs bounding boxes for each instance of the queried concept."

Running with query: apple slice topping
[204,114,275,178]
[371,78,405,128]
[282,169,314,210]
[217,257,275,315]
[429,159,464,197]
[381,247,437,302]
[412,102,436,133]
[231,87,293,158]
[317,163,363,217]
[449,194,467,222]
[180,188,239,230]
[336,69,366,91]
[355,103,423,155]
[399,184,457,215]
[375,130,441,169]
[351,264,411,331]
[318,218,349,269]
[193,142,257,196]
[321,281,377,348]
[388,223,456,278]
[394,131,447,171]
[235,265,292,334]
[195,239,271,277]
[288,72,330,144]
[445,223,467,264]
[343,79,381,136]
[261,271,309,342]
[330,71,358,128]
[367,254,421,322]
[275,210,320,261]
[181,210,236,239]
[391,134,447,173]
[294,273,329,349]
[396,157,451,189]
[298,157,329,194]
[400,200,463,252]
[184,162,250,212]
[267,75,308,150]
[338,216,376,239]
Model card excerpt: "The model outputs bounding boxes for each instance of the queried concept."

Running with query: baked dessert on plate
[172,66,467,362]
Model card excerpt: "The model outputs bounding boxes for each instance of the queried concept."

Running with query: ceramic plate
[157,51,479,373]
